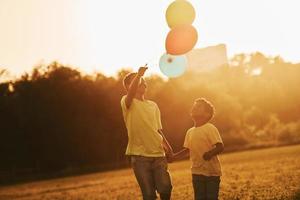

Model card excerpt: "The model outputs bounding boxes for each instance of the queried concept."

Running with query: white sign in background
[186,44,228,71]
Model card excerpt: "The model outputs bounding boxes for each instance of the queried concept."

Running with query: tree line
[0,52,300,182]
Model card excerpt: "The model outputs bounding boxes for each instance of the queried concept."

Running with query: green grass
[0,145,300,200]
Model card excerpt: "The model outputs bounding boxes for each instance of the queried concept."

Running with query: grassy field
[0,145,300,200]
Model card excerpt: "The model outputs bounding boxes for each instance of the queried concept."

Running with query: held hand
[164,147,174,163]
[166,151,174,163]
[137,65,148,77]
[203,151,213,161]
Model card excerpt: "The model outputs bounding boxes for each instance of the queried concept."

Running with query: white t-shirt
[120,95,165,157]
[184,123,223,176]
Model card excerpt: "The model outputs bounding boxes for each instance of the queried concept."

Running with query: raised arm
[125,65,147,109]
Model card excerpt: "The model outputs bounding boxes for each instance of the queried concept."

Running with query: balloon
[159,53,187,78]
[166,0,196,28]
[166,25,198,55]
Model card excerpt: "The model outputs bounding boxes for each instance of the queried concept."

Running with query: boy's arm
[158,129,173,154]
[125,65,147,109]
[203,142,224,161]
[173,148,190,161]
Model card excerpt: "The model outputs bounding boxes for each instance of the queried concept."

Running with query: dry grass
[0,145,300,200]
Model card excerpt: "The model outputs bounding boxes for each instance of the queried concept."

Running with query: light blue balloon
[159,53,187,78]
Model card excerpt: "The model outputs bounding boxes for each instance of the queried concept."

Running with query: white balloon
[159,53,187,78]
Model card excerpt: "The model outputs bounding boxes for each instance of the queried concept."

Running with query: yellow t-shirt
[120,95,165,157]
[184,123,223,176]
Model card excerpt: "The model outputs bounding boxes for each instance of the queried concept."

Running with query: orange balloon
[165,25,198,55]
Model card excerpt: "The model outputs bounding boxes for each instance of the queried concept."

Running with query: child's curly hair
[195,98,215,121]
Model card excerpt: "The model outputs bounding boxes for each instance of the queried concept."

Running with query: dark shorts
[192,174,221,200]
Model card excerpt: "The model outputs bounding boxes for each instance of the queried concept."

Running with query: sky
[0,0,299,77]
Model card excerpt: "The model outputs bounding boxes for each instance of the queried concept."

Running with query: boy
[120,65,173,200]
[173,98,224,200]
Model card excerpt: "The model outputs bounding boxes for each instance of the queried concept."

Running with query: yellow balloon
[166,0,196,29]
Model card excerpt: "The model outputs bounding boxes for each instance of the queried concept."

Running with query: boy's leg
[153,157,172,200]
[192,174,207,200]
[206,176,220,200]
[131,156,157,200]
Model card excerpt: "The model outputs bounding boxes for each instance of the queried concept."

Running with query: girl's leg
[153,157,172,200]
[131,156,157,200]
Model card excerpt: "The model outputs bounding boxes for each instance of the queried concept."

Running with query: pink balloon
[166,25,198,55]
